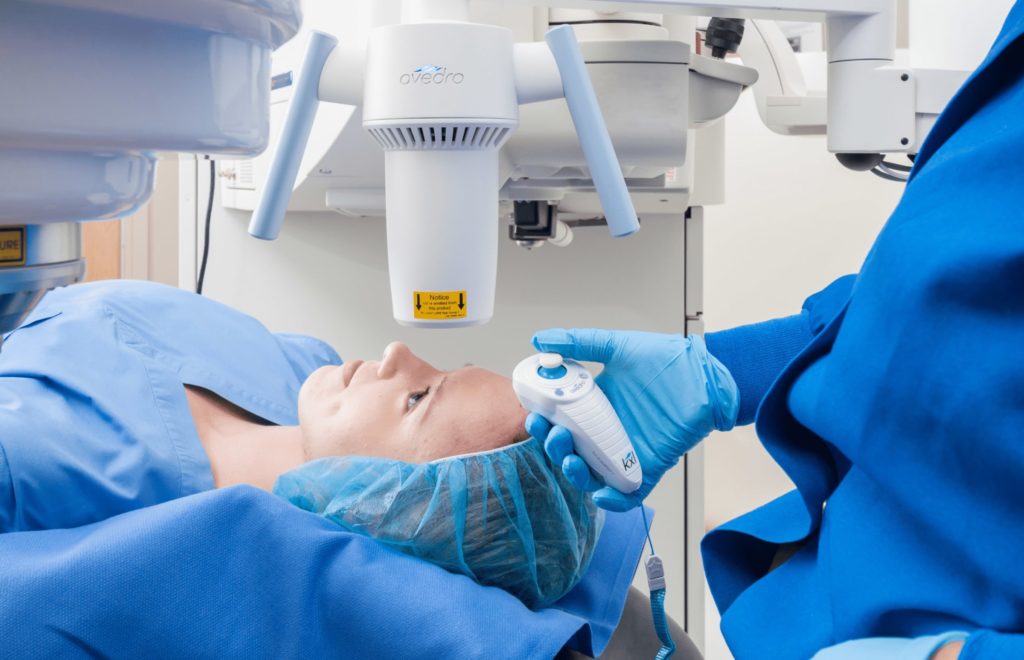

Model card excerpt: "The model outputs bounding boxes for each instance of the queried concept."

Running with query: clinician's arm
[705,274,856,425]
[529,274,856,510]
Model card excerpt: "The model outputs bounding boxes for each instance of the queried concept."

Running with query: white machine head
[248,11,639,329]
[513,352,642,494]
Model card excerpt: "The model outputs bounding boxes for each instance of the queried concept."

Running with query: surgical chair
[558,586,703,660]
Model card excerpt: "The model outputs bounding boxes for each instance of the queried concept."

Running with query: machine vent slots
[236,159,256,190]
[367,124,512,151]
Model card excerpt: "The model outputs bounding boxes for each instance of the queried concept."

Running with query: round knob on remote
[539,353,563,369]
[537,352,568,380]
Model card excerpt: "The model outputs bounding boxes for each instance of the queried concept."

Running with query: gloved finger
[543,425,575,466]
[562,455,602,492]
[592,487,642,512]
[532,328,620,364]
[525,412,553,442]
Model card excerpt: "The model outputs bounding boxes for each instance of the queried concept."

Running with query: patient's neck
[185,385,306,492]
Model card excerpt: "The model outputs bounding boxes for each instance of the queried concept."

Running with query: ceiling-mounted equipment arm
[738,19,826,136]
[248,31,338,241]
[511,0,940,157]
[543,25,640,238]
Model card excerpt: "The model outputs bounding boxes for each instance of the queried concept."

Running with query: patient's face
[299,342,529,463]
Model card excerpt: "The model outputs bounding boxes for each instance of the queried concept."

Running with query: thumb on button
[532,328,619,364]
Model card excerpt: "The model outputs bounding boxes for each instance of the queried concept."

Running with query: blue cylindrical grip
[545,25,639,238]
[249,31,338,240]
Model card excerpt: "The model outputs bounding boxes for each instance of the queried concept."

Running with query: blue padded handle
[545,25,639,238]
[249,31,338,240]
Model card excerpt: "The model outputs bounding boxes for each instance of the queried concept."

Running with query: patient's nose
[378,342,430,378]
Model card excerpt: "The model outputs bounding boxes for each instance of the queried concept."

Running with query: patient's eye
[407,387,430,411]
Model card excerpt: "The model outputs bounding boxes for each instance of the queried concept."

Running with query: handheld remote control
[513,353,642,493]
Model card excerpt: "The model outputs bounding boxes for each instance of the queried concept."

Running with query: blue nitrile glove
[525,329,739,512]
[811,632,969,659]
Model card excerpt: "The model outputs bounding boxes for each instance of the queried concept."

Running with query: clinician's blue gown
[703,4,1024,658]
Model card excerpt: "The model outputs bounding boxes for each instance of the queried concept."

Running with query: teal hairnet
[273,439,603,609]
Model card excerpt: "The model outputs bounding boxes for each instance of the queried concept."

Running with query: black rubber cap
[706,18,746,59]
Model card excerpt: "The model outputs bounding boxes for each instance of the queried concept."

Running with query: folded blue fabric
[0,485,647,658]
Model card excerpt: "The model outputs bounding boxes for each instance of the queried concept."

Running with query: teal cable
[650,589,676,660]
[642,508,675,659]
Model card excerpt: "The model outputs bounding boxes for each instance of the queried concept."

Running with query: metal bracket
[510,200,558,244]
[684,206,704,337]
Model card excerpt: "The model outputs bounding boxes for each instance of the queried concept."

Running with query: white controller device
[513,353,642,494]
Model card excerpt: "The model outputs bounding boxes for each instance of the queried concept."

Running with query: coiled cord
[650,589,676,660]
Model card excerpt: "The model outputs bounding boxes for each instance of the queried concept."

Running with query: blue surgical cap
[273,439,603,608]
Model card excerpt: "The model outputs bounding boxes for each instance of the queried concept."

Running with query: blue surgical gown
[0,279,340,532]
[702,4,1024,658]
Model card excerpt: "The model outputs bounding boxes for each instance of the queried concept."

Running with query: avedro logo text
[400,64,465,86]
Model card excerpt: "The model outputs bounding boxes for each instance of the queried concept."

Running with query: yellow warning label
[0,227,26,267]
[413,290,468,320]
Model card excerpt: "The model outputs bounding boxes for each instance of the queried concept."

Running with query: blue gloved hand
[525,329,740,512]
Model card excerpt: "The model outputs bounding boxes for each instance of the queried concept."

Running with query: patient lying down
[0,282,597,607]
[188,341,601,608]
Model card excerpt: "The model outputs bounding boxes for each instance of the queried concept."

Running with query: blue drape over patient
[701,5,1024,658]
[0,485,649,658]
